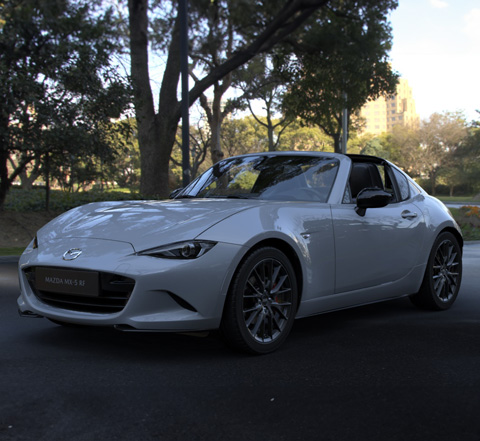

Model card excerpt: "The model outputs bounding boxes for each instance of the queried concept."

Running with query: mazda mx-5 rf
[18,152,463,353]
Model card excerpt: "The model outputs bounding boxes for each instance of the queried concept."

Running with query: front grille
[24,267,135,314]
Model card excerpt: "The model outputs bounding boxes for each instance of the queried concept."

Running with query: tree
[277,119,333,151]
[188,0,237,165]
[221,115,269,158]
[442,119,480,196]
[100,118,141,190]
[234,55,293,152]
[418,112,468,195]
[385,125,422,177]
[171,111,210,185]
[281,0,398,153]
[0,0,131,208]
[128,0,357,198]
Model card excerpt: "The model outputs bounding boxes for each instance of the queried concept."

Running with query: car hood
[37,199,260,251]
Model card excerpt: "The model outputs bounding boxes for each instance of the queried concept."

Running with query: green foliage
[0,0,132,207]
[5,187,144,212]
[452,125,480,193]
[280,0,399,152]
[417,111,469,195]
[0,247,25,256]
[449,207,480,241]
[277,120,334,152]
[100,118,141,190]
[221,116,269,158]
[346,111,480,197]
[233,55,293,151]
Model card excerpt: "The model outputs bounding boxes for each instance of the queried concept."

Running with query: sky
[389,0,480,122]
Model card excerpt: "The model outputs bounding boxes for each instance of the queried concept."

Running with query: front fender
[197,202,336,303]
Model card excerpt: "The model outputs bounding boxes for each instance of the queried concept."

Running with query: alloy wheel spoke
[271,274,287,295]
[244,304,262,314]
[251,310,265,337]
[271,264,281,287]
[245,307,262,328]
[246,279,262,297]
[271,303,290,321]
[433,276,445,296]
[242,256,294,343]
[432,239,461,302]
[446,250,457,267]
[267,306,283,332]
[266,310,274,340]
[253,267,265,292]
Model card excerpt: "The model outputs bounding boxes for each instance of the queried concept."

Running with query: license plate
[35,267,100,297]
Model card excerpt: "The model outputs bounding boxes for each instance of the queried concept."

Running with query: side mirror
[169,188,183,199]
[355,187,392,216]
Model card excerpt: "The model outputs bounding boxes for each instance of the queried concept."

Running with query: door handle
[401,210,418,219]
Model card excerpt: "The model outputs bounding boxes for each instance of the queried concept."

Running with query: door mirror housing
[355,187,392,216]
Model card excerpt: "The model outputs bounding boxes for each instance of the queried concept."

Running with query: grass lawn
[0,247,25,256]
[438,196,479,203]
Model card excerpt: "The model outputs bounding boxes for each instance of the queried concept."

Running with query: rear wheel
[410,231,462,310]
[221,247,298,354]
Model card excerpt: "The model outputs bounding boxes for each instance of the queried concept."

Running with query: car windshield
[179,155,339,202]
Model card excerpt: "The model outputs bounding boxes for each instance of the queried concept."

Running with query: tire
[410,231,462,310]
[220,247,298,354]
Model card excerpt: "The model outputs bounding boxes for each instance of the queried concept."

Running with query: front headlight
[137,241,217,259]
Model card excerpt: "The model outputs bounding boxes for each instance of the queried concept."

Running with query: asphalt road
[1,244,480,441]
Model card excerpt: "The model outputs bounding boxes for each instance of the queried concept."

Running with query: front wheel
[410,231,462,310]
[221,247,298,354]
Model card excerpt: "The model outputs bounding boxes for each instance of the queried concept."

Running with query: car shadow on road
[18,296,448,362]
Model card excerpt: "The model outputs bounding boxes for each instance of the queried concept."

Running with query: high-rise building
[360,78,419,135]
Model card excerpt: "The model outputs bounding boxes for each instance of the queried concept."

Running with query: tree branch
[179,0,330,121]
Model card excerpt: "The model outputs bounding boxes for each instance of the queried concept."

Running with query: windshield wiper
[175,194,197,199]
[225,194,257,199]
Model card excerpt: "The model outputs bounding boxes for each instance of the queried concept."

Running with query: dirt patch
[0,211,62,248]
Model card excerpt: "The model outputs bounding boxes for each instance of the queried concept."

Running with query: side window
[409,180,422,195]
[345,161,405,204]
[392,168,410,201]
[343,184,352,203]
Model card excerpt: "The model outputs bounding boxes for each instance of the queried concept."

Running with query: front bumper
[18,237,245,331]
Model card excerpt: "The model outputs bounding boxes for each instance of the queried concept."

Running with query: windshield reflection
[179,155,339,203]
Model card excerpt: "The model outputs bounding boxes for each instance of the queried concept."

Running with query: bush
[4,187,147,212]
[450,206,480,241]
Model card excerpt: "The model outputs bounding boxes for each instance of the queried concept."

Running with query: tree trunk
[430,170,437,196]
[333,133,341,154]
[210,89,225,164]
[0,149,10,210]
[129,0,181,198]
[266,112,276,152]
[139,113,178,196]
[128,0,331,198]
[0,113,10,209]
[16,157,41,189]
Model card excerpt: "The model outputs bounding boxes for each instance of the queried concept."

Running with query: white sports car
[18,152,463,353]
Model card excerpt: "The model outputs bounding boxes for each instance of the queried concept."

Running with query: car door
[331,162,427,295]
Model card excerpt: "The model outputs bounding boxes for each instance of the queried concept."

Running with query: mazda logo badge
[63,248,83,261]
